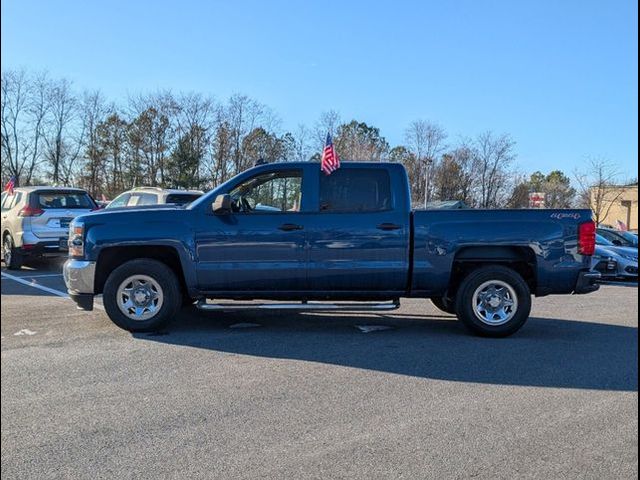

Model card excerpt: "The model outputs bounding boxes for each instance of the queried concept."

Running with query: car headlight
[69,222,85,257]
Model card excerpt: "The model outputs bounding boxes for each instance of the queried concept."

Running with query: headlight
[69,222,84,257]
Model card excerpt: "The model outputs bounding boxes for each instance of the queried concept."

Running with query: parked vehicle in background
[105,187,203,209]
[592,234,638,279]
[596,227,638,248]
[1,187,97,269]
[64,162,600,338]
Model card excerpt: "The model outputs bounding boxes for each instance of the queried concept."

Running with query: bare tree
[313,110,341,152]
[574,158,626,225]
[127,92,176,186]
[286,124,312,162]
[433,145,475,205]
[79,90,109,195]
[472,132,516,208]
[44,78,81,184]
[404,120,447,207]
[1,70,50,185]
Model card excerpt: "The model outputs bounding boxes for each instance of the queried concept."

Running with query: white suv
[106,187,203,209]
[1,187,97,269]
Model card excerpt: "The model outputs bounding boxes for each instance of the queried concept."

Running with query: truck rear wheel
[103,259,181,332]
[455,265,531,337]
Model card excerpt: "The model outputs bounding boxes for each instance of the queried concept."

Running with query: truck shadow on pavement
[135,308,638,392]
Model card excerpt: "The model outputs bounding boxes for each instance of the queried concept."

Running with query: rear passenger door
[305,166,410,294]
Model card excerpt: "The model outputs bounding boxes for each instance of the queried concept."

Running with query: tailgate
[31,209,92,239]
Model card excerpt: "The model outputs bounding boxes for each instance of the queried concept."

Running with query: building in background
[590,184,638,231]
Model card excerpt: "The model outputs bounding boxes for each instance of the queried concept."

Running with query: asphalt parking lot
[1,260,638,479]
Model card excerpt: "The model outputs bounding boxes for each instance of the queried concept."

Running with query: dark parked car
[64,162,600,337]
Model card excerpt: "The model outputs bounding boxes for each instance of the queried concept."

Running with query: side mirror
[212,194,232,215]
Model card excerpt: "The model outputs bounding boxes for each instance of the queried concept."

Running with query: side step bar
[196,299,401,312]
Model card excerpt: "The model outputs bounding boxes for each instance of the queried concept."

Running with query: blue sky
[2,0,637,178]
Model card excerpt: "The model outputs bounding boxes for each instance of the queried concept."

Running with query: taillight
[578,221,596,256]
[17,205,44,217]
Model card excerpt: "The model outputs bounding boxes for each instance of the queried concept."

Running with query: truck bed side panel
[411,209,593,296]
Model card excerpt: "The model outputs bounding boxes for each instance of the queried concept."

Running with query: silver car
[1,186,97,269]
[105,187,203,209]
[592,234,639,279]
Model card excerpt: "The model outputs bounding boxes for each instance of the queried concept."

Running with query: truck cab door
[305,166,410,295]
[194,168,308,293]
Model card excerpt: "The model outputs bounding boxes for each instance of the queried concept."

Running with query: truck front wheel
[455,265,531,337]
[103,259,182,332]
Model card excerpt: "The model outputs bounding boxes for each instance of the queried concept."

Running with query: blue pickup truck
[63,162,600,337]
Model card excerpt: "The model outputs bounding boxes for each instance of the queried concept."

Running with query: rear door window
[36,192,95,209]
[319,169,392,213]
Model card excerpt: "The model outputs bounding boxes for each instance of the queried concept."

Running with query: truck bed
[411,209,593,297]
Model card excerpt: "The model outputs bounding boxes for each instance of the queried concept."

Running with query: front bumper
[63,259,96,310]
[574,270,601,294]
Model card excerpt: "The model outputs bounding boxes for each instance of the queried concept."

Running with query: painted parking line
[0,271,104,310]
[22,273,64,279]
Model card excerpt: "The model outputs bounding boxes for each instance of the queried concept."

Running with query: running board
[196,299,400,312]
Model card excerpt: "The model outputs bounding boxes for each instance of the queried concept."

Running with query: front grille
[60,217,73,229]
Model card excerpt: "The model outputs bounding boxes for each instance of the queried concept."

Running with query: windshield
[595,234,614,246]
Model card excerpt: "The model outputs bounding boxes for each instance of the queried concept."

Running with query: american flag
[617,219,628,231]
[320,133,340,175]
[4,176,16,194]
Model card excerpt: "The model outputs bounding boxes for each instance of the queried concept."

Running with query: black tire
[455,265,531,337]
[2,234,23,270]
[430,297,456,315]
[103,258,182,332]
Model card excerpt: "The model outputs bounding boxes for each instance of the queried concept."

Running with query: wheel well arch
[449,246,537,296]
[94,245,188,296]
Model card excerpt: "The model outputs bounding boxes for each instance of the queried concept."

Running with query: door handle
[377,223,402,231]
[278,223,304,231]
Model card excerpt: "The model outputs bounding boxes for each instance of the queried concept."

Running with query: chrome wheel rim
[116,275,164,321]
[3,238,12,265]
[472,280,518,326]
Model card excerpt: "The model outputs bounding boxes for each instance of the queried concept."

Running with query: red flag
[4,176,16,194]
[320,133,340,175]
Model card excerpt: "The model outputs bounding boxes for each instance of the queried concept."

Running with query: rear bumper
[19,241,68,257]
[574,270,601,294]
[16,232,68,257]
[63,259,96,311]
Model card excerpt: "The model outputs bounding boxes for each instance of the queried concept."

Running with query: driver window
[230,170,303,213]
